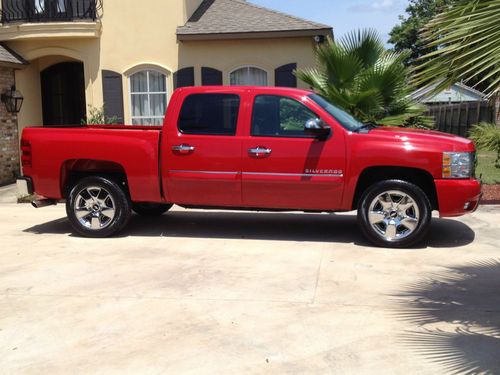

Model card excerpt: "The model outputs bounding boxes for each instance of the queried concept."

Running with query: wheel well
[60,159,129,198]
[352,166,438,210]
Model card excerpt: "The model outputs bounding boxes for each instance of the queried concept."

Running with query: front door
[41,62,86,126]
[164,91,245,207]
[242,94,346,210]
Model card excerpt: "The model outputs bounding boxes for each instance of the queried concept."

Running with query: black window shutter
[174,67,195,89]
[102,70,124,124]
[201,67,223,86]
[275,63,297,88]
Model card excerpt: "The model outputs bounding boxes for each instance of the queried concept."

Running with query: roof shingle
[177,0,332,40]
[0,44,27,66]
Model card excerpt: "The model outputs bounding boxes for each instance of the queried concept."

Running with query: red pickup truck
[17,86,481,248]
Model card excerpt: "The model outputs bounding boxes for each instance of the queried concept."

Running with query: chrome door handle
[248,147,272,157]
[172,144,195,153]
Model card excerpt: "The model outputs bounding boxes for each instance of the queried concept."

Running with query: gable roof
[177,0,333,41]
[0,43,27,67]
[410,81,486,103]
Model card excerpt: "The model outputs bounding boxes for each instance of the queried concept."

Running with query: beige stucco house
[0,0,332,184]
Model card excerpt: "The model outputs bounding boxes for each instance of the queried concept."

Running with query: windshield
[308,94,365,132]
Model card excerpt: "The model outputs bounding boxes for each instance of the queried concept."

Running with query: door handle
[248,147,272,158]
[172,144,195,154]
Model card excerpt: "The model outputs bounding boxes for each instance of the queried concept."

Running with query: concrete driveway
[0,199,499,374]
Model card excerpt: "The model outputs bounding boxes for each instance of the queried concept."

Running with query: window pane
[35,0,45,13]
[130,69,168,125]
[150,94,167,116]
[149,71,166,92]
[151,117,164,126]
[230,67,267,86]
[131,94,148,117]
[248,67,267,86]
[178,94,240,135]
[57,0,66,12]
[252,95,317,137]
[309,94,364,131]
[280,98,315,132]
[130,71,148,93]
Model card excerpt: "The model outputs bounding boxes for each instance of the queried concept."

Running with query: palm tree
[296,29,428,127]
[413,0,500,98]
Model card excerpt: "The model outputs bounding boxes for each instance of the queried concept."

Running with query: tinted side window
[178,94,240,135]
[252,95,318,137]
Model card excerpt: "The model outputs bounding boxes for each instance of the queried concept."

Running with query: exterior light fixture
[1,85,24,113]
[314,35,325,44]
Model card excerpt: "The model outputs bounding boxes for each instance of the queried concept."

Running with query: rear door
[164,90,246,206]
[241,93,346,210]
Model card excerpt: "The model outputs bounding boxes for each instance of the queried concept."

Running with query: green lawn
[476,150,500,185]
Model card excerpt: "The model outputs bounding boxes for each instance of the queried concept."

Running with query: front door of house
[41,62,86,126]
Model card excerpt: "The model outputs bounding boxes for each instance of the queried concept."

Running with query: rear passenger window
[178,94,240,135]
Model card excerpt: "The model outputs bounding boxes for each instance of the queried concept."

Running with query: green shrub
[82,105,120,125]
[469,122,500,168]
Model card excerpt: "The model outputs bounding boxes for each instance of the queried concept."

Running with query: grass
[476,150,500,185]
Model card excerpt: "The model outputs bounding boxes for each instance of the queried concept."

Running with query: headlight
[442,152,473,179]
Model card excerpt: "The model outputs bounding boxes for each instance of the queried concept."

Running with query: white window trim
[229,65,269,86]
[128,69,168,125]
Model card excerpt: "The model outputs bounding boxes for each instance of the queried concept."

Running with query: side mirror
[305,118,331,140]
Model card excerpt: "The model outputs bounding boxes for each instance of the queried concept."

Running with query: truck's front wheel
[357,180,432,248]
[66,176,131,238]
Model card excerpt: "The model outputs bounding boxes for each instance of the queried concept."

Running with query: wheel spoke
[398,196,415,212]
[90,217,101,230]
[378,194,393,211]
[369,211,385,224]
[75,208,91,220]
[101,208,115,219]
[401,217,418,231]
[88,188,101,200]
[385,223,398,239]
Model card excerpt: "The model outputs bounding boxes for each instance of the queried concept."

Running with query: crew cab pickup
[18,86,481,247]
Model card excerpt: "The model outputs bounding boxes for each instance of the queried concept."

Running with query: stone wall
[0,67,20,186]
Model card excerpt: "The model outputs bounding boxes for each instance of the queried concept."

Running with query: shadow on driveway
[394,260,500,374]
[23,211,475,248]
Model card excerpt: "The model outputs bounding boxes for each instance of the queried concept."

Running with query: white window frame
[129,69,168,125]
[229,66,268,86]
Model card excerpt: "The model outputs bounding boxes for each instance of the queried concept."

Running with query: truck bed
[21,125,164,202]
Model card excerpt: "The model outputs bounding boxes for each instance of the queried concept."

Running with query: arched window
[230,67,268,86]
[130,70,168,125]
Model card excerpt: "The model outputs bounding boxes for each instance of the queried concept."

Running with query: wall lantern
[1,86,24,113]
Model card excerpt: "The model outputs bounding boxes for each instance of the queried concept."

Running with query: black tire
[132,203,173,216]
[66,176,131,238]
[357,179,432,248]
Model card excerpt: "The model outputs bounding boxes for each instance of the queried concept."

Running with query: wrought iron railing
[1,0,103,23]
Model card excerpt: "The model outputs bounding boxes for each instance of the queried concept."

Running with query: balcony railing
[1,0,102,23]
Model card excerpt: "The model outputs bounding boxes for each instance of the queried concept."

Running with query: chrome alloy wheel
[367,190,420,242]
[73,186,116,230]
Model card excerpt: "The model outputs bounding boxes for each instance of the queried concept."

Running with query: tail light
[21,139,32,168]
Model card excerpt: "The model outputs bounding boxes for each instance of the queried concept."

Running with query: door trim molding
[169,170,344,177]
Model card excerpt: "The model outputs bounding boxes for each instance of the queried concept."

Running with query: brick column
[0,67,20,186]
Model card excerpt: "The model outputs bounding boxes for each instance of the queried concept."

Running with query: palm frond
[413,0,500,98]
[296,28,425,127]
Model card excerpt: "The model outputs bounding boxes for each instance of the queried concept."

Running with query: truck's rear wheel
[66,176,131,238]
[132,203,172,216]
[357,180,431,248]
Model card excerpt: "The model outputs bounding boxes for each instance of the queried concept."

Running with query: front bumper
[435,178,482,217]
[16,177,33,196]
